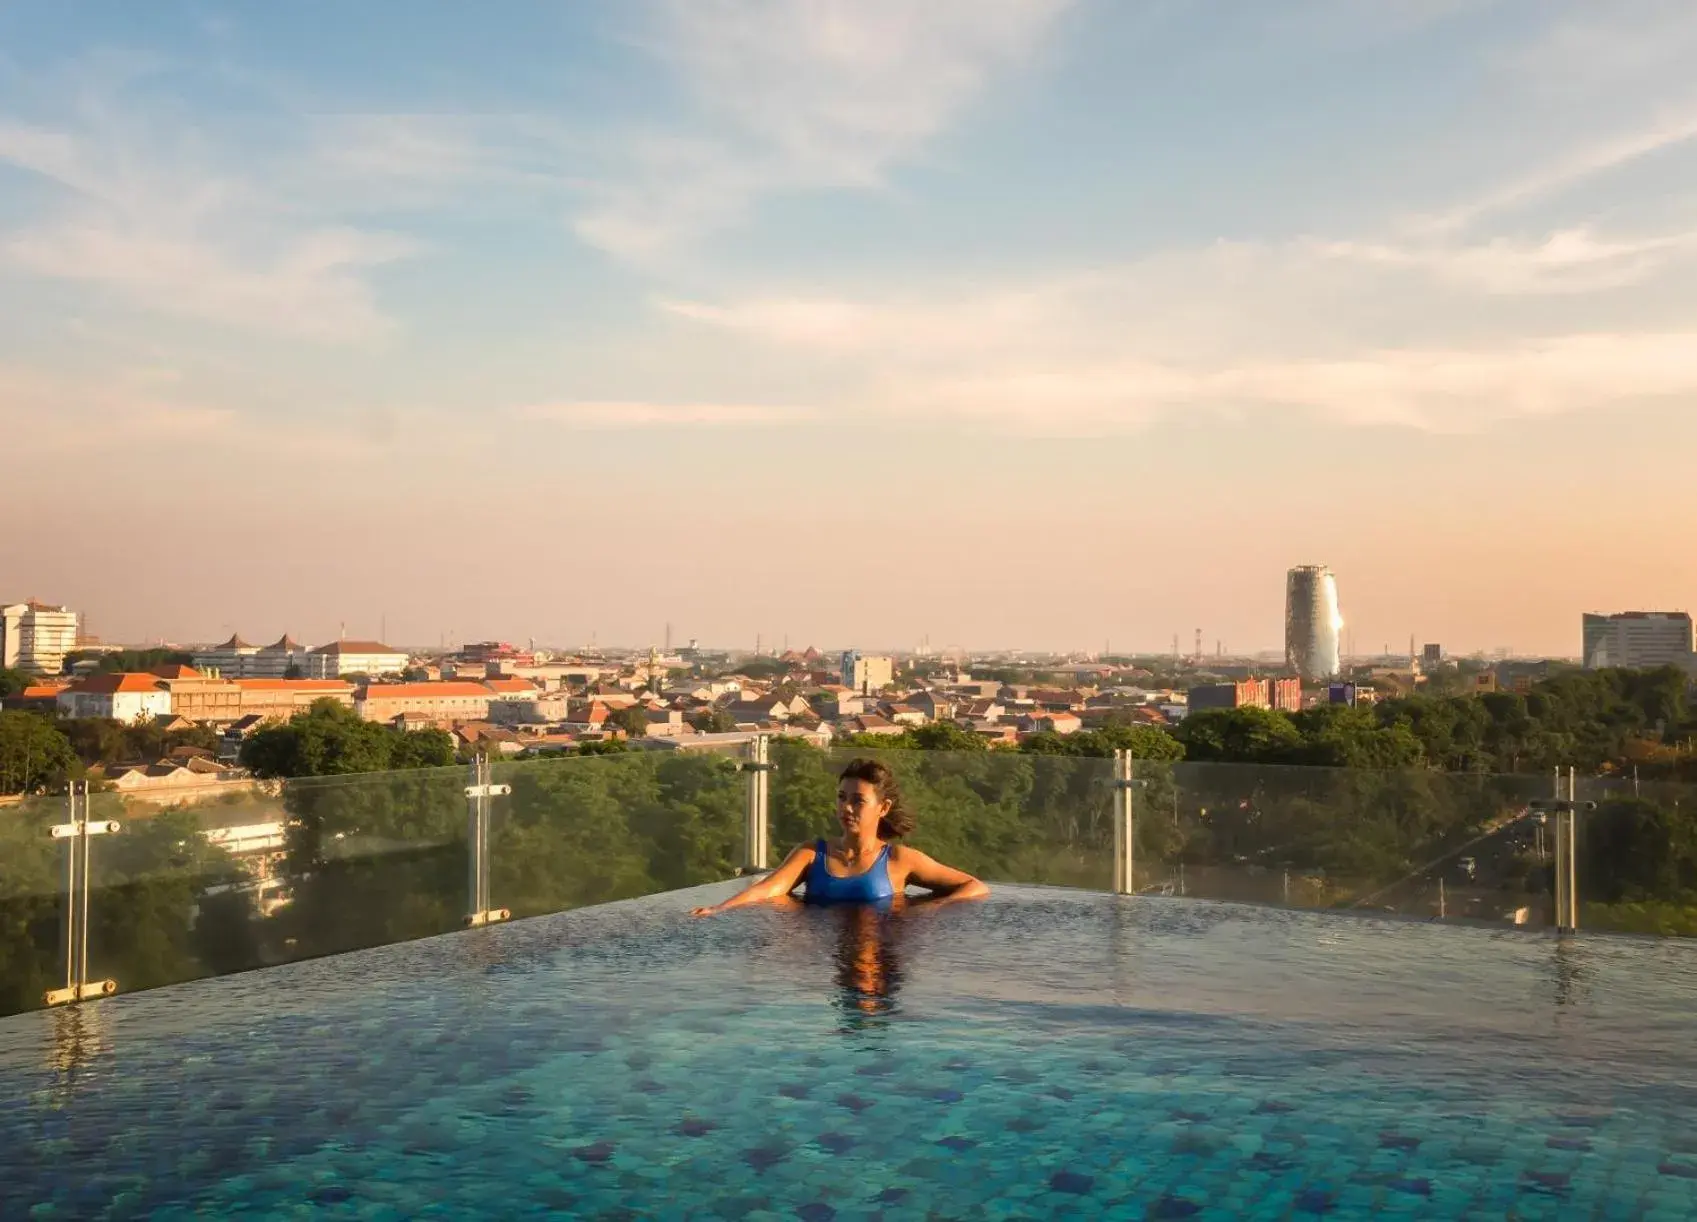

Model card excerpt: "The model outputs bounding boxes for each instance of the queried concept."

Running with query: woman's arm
[691,844,815,916]
[891,846,990,902]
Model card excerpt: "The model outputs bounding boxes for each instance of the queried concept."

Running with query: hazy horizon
[4,2,1695,657]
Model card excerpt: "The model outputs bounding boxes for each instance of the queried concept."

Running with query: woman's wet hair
[838,758,916,840]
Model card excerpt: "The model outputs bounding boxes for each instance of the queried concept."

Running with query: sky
[2,0,1695,656]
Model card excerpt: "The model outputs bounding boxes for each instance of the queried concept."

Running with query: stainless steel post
[1112,751,1134,895]
[46,782,121,1006]
[744,734,771,872]
[462,754,511,927]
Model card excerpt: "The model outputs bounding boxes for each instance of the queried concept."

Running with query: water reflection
[829,903,906,1031]
[1550,936,1592,1009]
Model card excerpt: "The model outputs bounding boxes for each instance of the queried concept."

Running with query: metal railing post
[45,781,121,1007]
[463,754,511,928]
[1112,750,1135,895]
[1538,768,1586,935]
[743,734,772,873]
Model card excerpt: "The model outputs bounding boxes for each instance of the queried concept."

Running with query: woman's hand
[691,904,722,918]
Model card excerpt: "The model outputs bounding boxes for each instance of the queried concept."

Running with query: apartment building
[1,601,79,675]
[306,640,409,679]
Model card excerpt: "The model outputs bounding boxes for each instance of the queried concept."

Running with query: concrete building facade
[839,651,895,696]
[307,640,410,679]
[1582,612,1695,671]
[57,673,174,723]
[1,601,79,675]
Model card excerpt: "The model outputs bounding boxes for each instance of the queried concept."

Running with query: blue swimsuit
[804,839,896,906]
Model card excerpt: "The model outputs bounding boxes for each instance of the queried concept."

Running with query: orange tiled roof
[65,673,166,695]
[483,678,538,693]
[149,664,204,679]
[358,682,492,700]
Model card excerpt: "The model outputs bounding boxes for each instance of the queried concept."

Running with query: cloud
[879,331,1697,435]
[1421,109,1697,234]
[573,0,1071,260]
[7,220,414,341]
[0,99,416,342]
[1316,227,1697,294]
[0,364,236,451]
[664,241,1697,435]
[514,400,813,428]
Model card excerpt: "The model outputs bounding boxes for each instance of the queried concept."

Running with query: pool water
[4,884,1697,1220]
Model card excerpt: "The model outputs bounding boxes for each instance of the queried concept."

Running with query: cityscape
[5,1,1697,1217]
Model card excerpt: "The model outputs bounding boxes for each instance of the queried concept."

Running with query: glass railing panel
[489,750,744,919]
[768,744,1117,891]
[263,766,470,961]
[1574,776,1697,937]
[1148,763,1556,925]
[81,785,284,1003]
[0,795,72,1017]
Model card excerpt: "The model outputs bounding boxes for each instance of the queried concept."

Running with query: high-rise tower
[1285,566,1342,681]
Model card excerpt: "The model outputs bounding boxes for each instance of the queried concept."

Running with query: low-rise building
[1020,711,1083,735]
[1270,677,1303,713]
[234,679,356,721]
[355,681,492,724]
[486,694,572,726]
[848,714,904,737]
[193,633,312,679]
[57,673,173,723]
[155,666,243,723]
[306,640,409,679]
[1187,679,1272,714]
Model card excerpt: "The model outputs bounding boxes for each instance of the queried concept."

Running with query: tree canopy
[0,711,79,794]
[60,647,195,676]
[239,700,454,778]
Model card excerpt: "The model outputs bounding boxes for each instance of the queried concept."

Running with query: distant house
[848,714,905,737]
[1029,689,1084,711]
[57,673,173,724]
[1019,711,1082,736]
[563,700,611,732]
[906,691,956,722]
[958,698,1005,723]
[3,682,67,713]
[882,703,928,727]
[725,699,791,725]
[640,709,689,738]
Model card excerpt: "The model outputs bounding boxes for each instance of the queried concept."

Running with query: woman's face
[836,779,890,837]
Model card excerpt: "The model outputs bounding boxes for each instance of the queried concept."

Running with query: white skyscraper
[0,601,80,675]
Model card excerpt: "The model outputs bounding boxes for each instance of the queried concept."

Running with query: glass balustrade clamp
[45,781,121,1007]
[463,754,511,928]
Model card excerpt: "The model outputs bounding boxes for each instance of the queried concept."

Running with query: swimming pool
[4,884,1696,1220]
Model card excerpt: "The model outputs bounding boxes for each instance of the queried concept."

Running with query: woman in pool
[691,758,990,915]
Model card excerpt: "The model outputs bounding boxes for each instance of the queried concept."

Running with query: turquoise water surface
[4,884,1696,1219]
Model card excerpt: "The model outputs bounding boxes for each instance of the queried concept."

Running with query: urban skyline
[4,2,1697,657]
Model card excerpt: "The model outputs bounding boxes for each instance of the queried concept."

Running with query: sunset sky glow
[4,1,1696,654]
